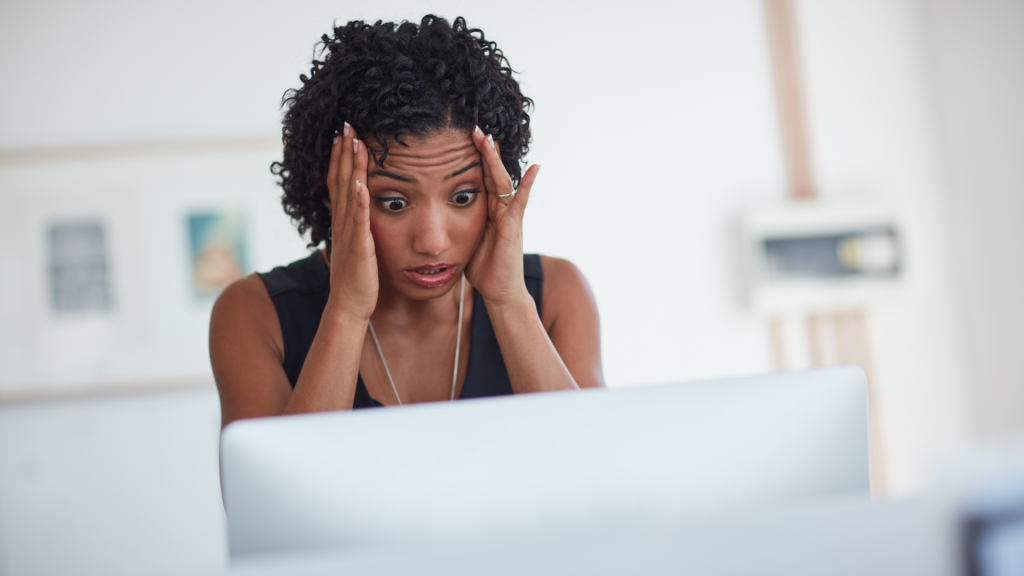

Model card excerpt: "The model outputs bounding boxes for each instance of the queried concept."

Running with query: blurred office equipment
[741,204,903,313]
[934,436,1024,576]
[965,489,1024,576]
[739,202,903,494]
[221,367,869,558]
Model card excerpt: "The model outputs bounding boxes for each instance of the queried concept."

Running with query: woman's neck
[373,273,463,329]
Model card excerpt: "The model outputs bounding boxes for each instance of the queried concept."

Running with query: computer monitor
[221,367,869,559]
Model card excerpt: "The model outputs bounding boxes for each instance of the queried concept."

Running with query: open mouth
[404,263,458,288]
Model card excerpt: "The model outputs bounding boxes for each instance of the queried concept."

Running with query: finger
[471,126,494,189]
[512,164,540,218]
[351,136,369,206]
[470,127,497,211]
[325,134,342,211]
[352,179,371,229]
[326,123,354,213]
[472,127,514,199]
[485,135,513,198]
[471,125,488,153]
[338,123,355,203]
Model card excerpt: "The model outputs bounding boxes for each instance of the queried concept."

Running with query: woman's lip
[404,265,458,289]
[409,262,455,272]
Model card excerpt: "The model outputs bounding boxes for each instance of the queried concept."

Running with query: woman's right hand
[324,124,377,322]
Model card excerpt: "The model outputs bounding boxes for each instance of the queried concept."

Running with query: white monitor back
[221,367,869,558]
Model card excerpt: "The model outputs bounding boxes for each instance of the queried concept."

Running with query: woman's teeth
[419,267,446,275]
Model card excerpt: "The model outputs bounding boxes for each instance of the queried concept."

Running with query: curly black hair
[271,15,533,248]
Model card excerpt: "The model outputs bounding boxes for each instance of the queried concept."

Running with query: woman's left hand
[465,127,541,309]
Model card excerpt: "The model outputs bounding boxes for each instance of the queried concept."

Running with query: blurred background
[0,0,1021,574]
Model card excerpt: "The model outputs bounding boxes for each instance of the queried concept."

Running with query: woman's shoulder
[213,249,325,326]
[210,272,292,422]
[214,273,273,315]
[538,255,589,288]
[212,274,278,337]
[211,251,328,353]
[537,255,597,326]
[256,250,330,298]
[210,272,286,370]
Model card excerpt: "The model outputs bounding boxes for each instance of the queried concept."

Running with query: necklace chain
[367,274,465,406]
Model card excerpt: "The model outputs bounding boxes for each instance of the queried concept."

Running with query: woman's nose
[411,205,452,256]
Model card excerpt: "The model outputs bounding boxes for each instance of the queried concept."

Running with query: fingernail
[474,126,483,137]
[353,139,359,152]
[343,122,351,137]
[333,136,339,144]
[486,134,493,148]
[355,180,361,190]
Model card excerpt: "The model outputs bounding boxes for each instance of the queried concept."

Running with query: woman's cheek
[462,201,488,252]
[369,214,404,268]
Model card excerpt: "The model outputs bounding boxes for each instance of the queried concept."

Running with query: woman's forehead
[372,130,479,174]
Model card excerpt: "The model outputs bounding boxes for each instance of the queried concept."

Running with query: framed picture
[187,211,248,298]
[47,220,113,313]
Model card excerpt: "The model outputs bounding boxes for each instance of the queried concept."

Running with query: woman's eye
[452,190,479,206]
[377,197,408,212]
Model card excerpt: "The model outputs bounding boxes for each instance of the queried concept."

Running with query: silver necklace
[367,274,465,406]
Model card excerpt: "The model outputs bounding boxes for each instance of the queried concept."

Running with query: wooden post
[763,0,815,201]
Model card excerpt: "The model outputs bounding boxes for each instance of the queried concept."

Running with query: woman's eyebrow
[445,161,481,180]
[368,169,415,183]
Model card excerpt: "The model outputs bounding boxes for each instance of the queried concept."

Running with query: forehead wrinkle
[384,142,476,162]
[373,144,479,179]
[367,131,480,185]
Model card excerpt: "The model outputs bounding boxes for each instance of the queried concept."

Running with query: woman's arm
[487,256,604,392]
[465,128,604,393]
[210,275,293,427]
[210,267,370,428]
[211,126,377,427]
[540,256,605,389]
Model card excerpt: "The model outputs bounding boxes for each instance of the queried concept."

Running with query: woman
[210,15,603,427]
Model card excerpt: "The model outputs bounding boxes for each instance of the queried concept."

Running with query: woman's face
[366,129,487,300]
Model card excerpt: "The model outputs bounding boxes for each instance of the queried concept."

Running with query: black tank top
[257,252,544,409]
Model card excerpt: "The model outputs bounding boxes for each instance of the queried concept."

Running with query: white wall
[922,0,1024,436]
